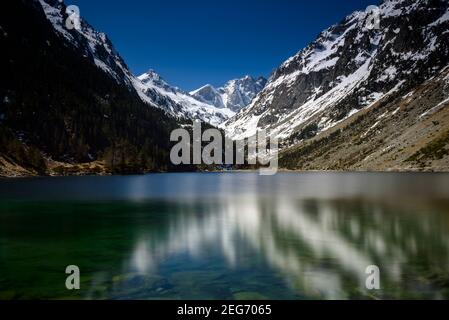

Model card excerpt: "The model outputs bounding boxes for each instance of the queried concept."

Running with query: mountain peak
[146,69,160,77]
[138,69,163,82]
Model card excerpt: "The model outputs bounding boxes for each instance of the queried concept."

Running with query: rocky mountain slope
[225,1,448,136]
[191,76,267,112]
[224,0,449,170]
[280,65,449,171]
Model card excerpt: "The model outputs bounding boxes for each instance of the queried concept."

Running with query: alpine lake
[1,172,449,300]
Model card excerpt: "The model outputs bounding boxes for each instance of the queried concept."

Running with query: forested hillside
[0,0,182,176]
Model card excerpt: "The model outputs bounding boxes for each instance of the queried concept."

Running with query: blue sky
[70,0,377,91]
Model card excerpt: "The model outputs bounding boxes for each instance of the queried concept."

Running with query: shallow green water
[1,173,449,300]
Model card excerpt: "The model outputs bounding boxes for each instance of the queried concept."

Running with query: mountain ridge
[134,69,236,126]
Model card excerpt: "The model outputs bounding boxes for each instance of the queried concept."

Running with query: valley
[1,0,449,176]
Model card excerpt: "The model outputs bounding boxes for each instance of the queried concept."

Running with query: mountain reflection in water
[0,173,448,299]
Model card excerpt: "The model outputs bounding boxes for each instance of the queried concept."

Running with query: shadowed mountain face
[224,0,449,170]
[0,0,181,176]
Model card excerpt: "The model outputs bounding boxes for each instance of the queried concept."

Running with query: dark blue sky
[70,0,377,91]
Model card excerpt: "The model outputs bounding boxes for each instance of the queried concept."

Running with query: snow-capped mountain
[191,76,267,112]
[225,0,449,145]
[134,72,267,126]
[135,70,235,126]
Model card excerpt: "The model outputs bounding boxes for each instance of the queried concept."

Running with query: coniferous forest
[0,0,183,175]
